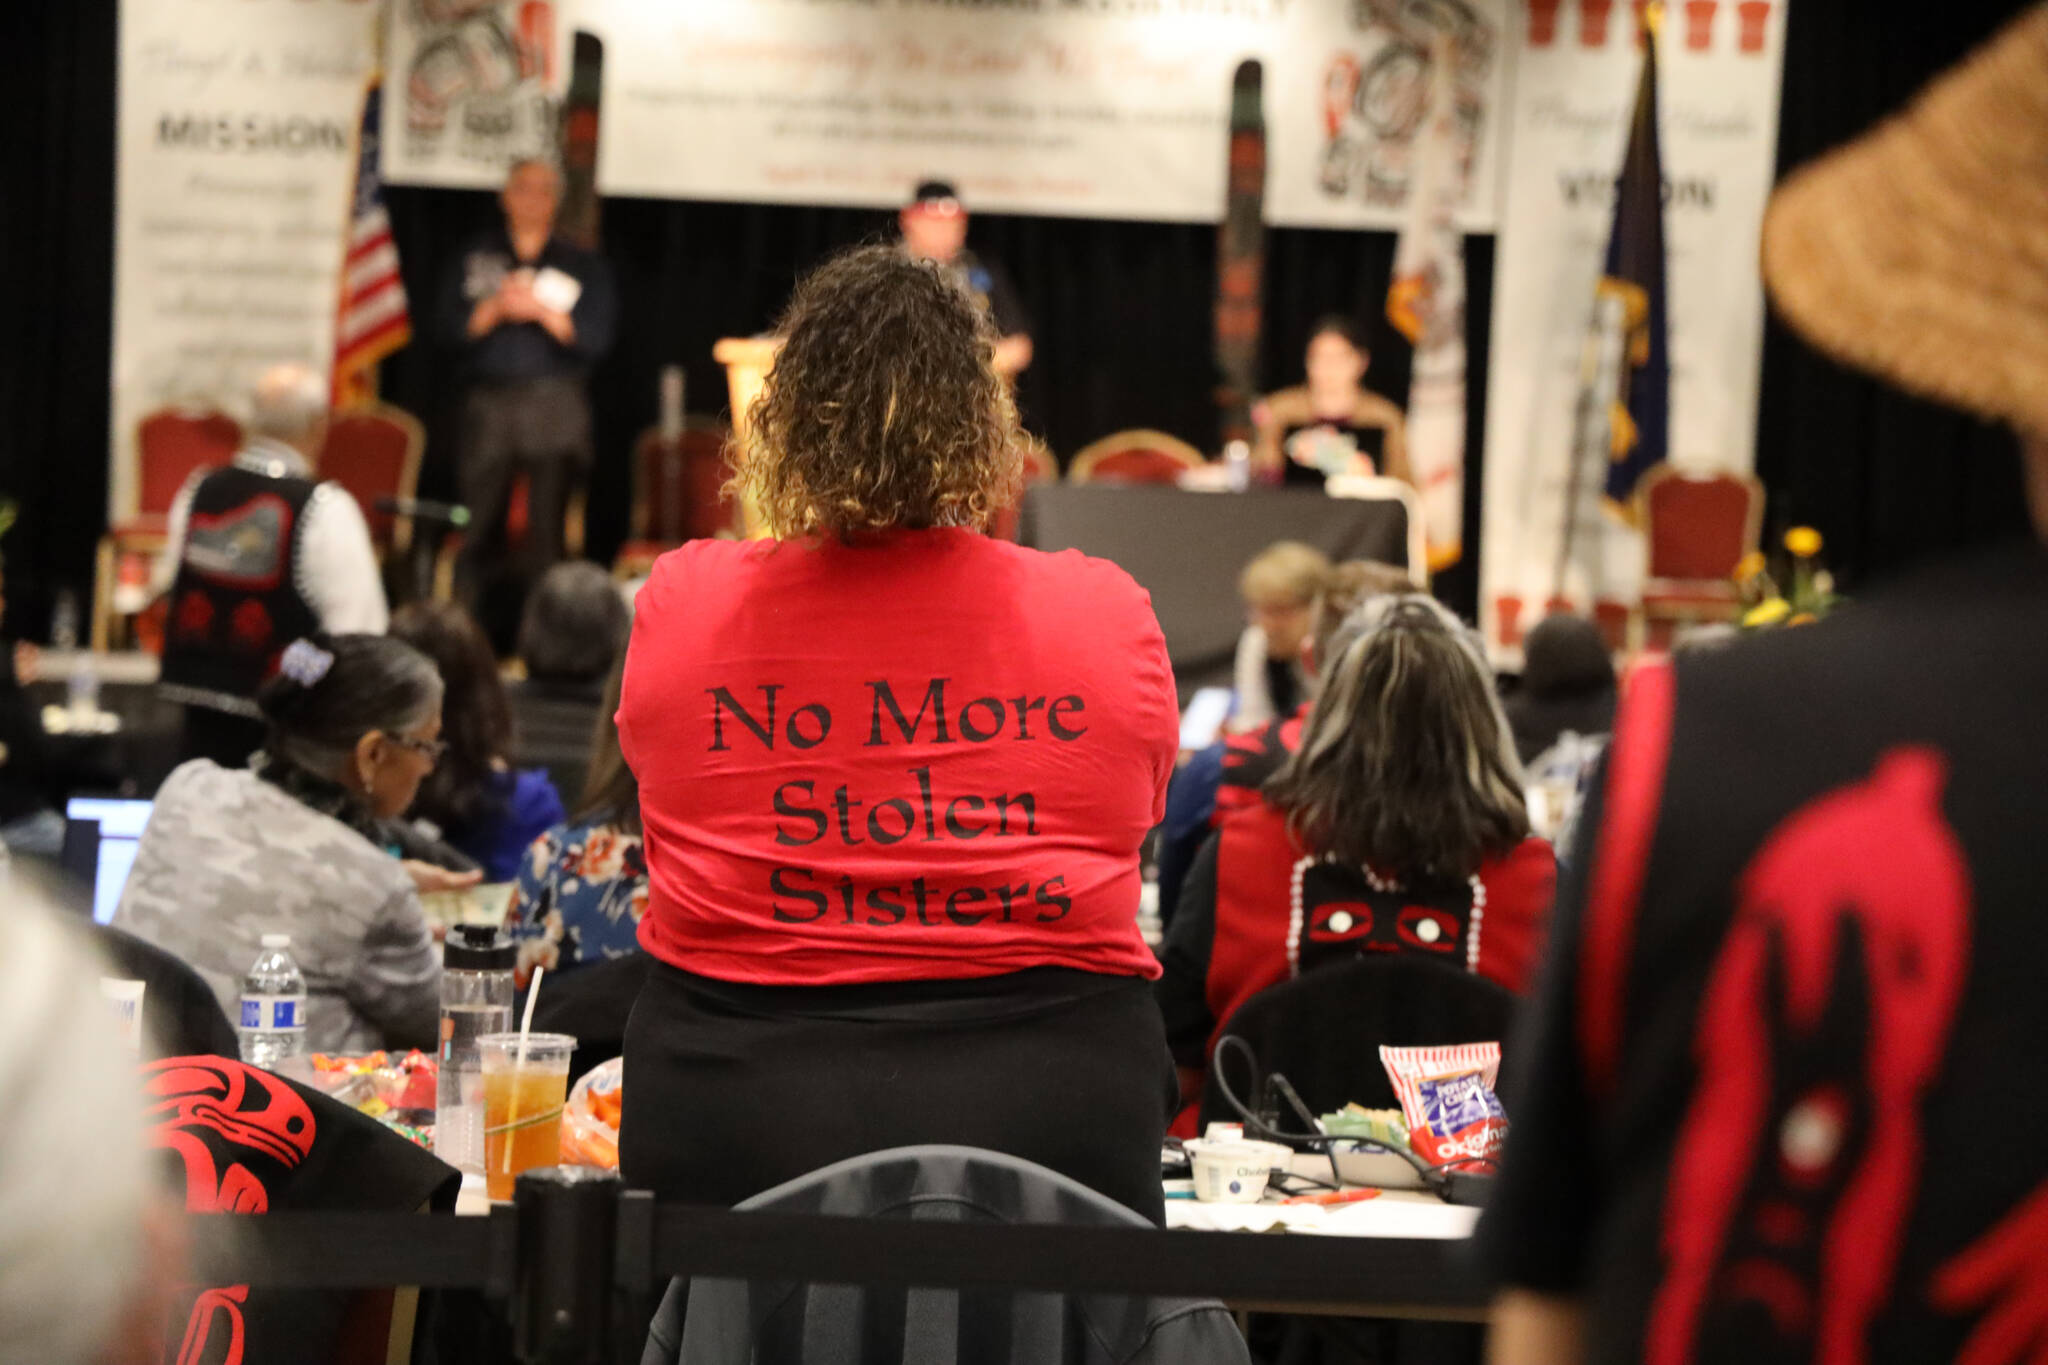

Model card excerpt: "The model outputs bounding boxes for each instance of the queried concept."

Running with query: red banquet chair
[986,437,1059,543]
[1637,465,1765,650]
[1066,429,1207,485]
[611,418,738,579]
[94,406,243,650]
[317,402,426,559]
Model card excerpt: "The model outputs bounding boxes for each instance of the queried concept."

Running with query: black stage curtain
[0,0,2033,642]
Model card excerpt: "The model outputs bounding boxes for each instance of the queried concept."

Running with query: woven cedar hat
[1761,5,2048,439]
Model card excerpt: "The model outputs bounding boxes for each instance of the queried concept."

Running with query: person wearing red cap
[900,179,1034,380]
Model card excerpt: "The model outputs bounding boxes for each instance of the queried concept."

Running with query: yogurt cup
[1186,1139,1291,1203]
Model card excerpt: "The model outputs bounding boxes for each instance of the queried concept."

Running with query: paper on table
[531,267,582,314]
[1163,1189,1477,1240]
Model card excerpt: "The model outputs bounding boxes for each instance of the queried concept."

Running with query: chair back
[136,407,242,520]
[646,1146,1248,1365]
[144,1056,457,1365]
[987,437,1059,543]
[1067,429,1206,485]
[1642,468,1764,582]
[507,680,606,819]
[1198,956,1517,1129]
[633,420,737,543]
[319,403,425,552]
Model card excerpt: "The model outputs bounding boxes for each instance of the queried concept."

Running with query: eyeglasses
[388,734,448,764]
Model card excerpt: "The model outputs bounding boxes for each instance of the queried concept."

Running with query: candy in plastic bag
[560,1056,622,1170]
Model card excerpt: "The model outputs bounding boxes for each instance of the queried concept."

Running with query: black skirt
[619,960,1176,1224]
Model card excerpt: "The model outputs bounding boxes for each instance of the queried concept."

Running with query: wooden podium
[713,336,780,536]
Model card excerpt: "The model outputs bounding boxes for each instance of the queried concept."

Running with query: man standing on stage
[899,179,1034,380]
[438,158,616,604]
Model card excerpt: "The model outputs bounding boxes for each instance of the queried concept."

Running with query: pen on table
[1281,1188,1383,1206]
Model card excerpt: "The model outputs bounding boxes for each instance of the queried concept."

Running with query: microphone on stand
[377,497,472,605]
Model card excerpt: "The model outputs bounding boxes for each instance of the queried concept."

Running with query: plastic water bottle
[1223,439,1252,492]
[238,934,308,1073]
[50,591,79,651]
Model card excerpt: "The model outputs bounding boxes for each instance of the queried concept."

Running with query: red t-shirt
[618,528,1179,987]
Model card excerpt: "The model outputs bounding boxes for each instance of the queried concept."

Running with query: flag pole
[1552,1,1664,607]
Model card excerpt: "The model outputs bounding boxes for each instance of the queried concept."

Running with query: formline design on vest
[1288,855,1488,979]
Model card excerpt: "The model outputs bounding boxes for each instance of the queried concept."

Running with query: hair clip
[278,639,335,688]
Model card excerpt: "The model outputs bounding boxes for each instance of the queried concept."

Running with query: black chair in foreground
[642,1145,1250,1365]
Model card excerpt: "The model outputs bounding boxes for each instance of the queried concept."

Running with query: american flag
[332,84,410,405]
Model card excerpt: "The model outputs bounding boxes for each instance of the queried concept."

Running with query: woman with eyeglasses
[114,633,463,1053]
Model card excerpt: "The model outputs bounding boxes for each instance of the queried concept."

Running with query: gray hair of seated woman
[518,561,631,685]
[1267,593,1529,887]
[0,895,150,1365]
[254,633,444,778]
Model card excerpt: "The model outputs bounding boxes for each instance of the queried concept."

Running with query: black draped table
[1017,485,1414,691]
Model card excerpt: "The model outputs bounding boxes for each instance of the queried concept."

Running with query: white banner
[1388,33,1471,570]
[1266,0,1507,232]
[383,0,569,190]
[384,0,1505,229]
[111,0,378,520]
[1478,0,1786,657]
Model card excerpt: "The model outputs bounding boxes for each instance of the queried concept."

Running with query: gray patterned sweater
[113,760,440,1054]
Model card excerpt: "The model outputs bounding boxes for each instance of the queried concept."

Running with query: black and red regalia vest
[159,459,321,717]
[1508,543,2048,1365]
[1204,801,1555,1055]
[1212,703,1310,826]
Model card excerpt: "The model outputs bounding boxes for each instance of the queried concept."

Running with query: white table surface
[1165,1186,1477,1239]
[457,1169,1478,1243]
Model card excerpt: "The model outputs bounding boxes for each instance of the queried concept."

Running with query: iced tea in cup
[479,1032,576,1201]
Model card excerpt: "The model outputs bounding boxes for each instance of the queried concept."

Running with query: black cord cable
[1207,1034,1478,1200]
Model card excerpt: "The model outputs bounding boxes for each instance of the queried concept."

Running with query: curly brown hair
[735,245,1023,538]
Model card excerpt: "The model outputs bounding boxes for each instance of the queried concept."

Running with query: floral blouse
[507,817,650,984]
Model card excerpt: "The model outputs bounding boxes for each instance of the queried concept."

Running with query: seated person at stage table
[155,364,389,770]
[1251,315,1411,488]
[900,178,1034,379]
[1157,595,1556,1119]
[507,560,630,804]
[114,634,450,1054]
[1230,540,1330,733]
[390,602,564,884]
[617,245,1178,1221]
[508,658,647,986]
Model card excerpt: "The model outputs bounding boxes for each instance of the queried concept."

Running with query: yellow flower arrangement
[1743,598,1793,628]
[1785,526,1824,558]
[1733,526,1842,631]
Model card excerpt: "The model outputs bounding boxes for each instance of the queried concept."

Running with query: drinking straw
[501,965,545,1176]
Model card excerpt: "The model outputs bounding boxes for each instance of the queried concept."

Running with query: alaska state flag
[1595,18,1670,510]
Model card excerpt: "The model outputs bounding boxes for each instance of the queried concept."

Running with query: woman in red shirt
[617,247,1180,1219]
[1156,596,1556,1118]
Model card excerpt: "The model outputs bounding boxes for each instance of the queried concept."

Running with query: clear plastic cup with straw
[479,968,575,1201]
